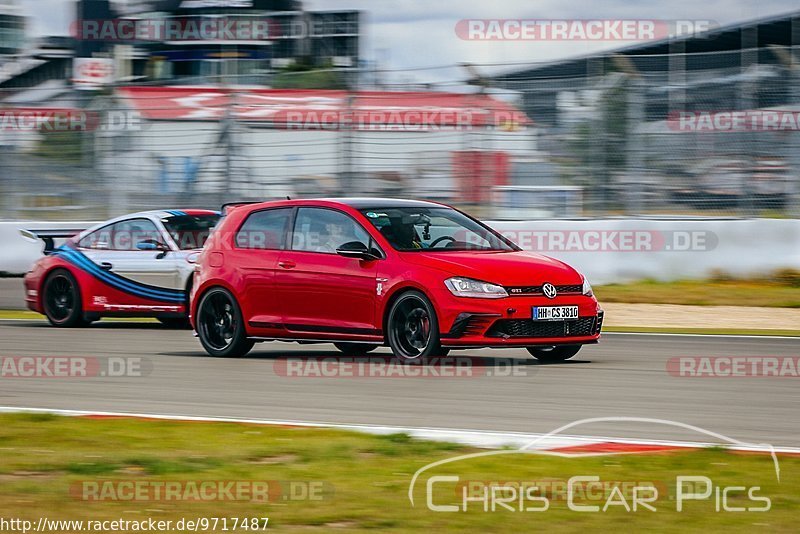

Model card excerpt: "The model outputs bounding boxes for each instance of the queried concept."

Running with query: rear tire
[42,269,88,327]
[334,342,380,355]
[526,345,582,363]
[196,288,254,357]
[386,290,442,362]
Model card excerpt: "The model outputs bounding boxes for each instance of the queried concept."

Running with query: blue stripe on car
[61,249,184,303]
[54,246,185,303]
[62,248,184,302]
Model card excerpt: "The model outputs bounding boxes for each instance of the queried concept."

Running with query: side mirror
[336,241,380,261]
[136,240,170,258]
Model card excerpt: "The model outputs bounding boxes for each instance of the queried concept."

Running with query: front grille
[486,317,597,338]
[505,284,583,296]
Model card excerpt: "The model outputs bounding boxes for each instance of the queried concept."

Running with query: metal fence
[492,45,800,218]
[1,47,799,221]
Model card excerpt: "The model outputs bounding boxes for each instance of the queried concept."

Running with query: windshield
[360,207,516,252]
[162,213,220,250]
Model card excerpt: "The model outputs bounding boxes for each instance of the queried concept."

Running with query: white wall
[0,221,96,275]
[1,219,798,285]
[490,219,800,284]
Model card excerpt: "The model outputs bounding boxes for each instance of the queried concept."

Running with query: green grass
[603,326,800,337]
[596,275,800,308]
[0,414,798,532]
[0,310,157,322]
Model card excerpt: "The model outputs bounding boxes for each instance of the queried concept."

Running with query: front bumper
[433,290,603,347]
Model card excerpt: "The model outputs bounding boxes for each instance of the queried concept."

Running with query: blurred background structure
[0,1,798,220]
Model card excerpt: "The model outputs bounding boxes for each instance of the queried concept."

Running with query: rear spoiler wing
[19,227,87,254]
[220,201,261,216]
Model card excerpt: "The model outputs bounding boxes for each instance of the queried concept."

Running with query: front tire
[196,288,254,358]
[386,290,442,361]
[334,342,380,355]
[43,269,87,327]
[526,345,582,363]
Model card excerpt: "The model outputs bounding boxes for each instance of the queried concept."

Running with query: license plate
[532,306,579,321]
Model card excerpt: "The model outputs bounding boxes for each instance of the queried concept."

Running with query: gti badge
[542,283,557,299]
[376,277,389,296]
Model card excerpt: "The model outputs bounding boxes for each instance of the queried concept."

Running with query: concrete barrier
[0,279,25,309]
[489,218,800,284]
[1,219,798,286]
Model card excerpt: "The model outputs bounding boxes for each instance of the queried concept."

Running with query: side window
[291,208,371,254]
[114,219,163,251]
[77,219,161,251]
[235,208,292,249]
[78,224,114,250]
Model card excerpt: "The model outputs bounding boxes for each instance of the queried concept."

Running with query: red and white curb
[2,406,799,458]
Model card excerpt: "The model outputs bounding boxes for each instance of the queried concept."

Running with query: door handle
[278,260,296,269]
[100,262,113,271]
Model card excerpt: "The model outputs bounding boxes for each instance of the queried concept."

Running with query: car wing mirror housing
[336,241,380,261]
[137,240,170,258]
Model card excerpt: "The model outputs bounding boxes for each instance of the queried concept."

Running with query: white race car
[23,209,220,327]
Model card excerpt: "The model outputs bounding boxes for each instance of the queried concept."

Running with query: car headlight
[582,277,593,297]
[444,277,508,299]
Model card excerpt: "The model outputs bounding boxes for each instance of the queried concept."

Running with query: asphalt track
[0,319,798,447]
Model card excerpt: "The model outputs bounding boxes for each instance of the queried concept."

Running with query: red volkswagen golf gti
[191,199,603,361]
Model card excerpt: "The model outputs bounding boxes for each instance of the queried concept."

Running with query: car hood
[401,250,583,286]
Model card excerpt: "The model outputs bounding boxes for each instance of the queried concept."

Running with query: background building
[0,0,25,57]
[2,0,361,89]
[108,0,359,85]
[0,6,798,220]
[489,11,800,215]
